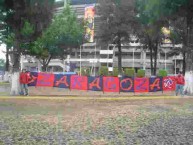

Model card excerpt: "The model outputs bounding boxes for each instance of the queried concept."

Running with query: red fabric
[19,72,29,84]
[163,76,176,91]
[36,73,54,87]
[134,78,149,92]
[103,77,119,92]
[175,75,185,85]
[70,75,88,90]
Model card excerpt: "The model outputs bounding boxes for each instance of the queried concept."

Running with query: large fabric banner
[36,73,55,87]
[134,77,149,92]
[149,77,163,92]
[88,76,103,91]
[70,75,88,90]
[120,77,134,92]
[28,72,38,86]
[28,72,177,93]
[54,74,71,88]
[163,76,176,91]
[103,77,120,92]
[84,4,95,43]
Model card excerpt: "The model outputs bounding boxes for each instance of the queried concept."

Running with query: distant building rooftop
[55,0,97,7]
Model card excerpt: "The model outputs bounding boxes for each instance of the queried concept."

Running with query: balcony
[100,50,114,54]
[99,59,113,63]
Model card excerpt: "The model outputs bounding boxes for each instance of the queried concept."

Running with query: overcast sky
[0,44,6,60]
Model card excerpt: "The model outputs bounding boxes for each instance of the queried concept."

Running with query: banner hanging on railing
[134,78,149,92]
[103,77,120,92]
[149,77,162,92]
[70,75,88,90]
[28,72,38,86]
[120,77,134,92]
[88,76,103,91]
[27,72,177,93]
[54,74,71,88]
[36,73,55,87]
[163,76,176,91]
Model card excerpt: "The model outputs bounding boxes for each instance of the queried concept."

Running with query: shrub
[124,68,135,77]
[158,70,167,77]
[99,66,108,76]
[113,67,119,76]
[81,68,90,76]
[136,69,145,78]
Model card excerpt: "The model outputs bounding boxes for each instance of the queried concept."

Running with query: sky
[0,44,6,60]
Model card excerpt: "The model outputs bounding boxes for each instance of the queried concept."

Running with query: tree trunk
[40,56,52,72]
[184,71,193,95]
[10,39,21,96]
[10,72,20,95]
[10,53,21,95]
[5,45,9,72]
[153,42,158,76]
[182,51,186,75]
[117,37,122,76]
[3,45,10,82]
[42,64,47,72]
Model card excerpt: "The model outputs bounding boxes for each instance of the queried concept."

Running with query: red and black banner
[27,72,176,93]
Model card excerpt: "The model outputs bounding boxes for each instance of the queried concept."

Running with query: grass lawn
[0,98,193,145]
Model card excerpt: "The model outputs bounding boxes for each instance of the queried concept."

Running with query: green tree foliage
[98,0,137,76]
[0,59,5,71]
[137,23,164,76]
[136,0,193,74]
[31,5,84,71]
[158,69,167,77]
[136,0,189,25]
[136,69,145,78]
[135,0,169,76]
[124,68,135,77]
[0,0,55,72]
[113,67,118,76]
[81,67,90,76]
[99,66,108,76]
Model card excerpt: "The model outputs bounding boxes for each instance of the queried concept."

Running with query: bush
[136,69,145,78]
[81,68,90,76]
[124,68,135,77]
[113,67,119,76]
[158,70,167,77]
[99,66,108,76]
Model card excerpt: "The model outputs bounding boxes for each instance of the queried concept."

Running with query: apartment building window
[122,53,132,59]
[135,53,141,59]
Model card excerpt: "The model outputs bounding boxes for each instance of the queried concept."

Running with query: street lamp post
[94,43,97,76]
[133,48,135,68]
[165,49,166,70]
[143,50,146,70]
[80,45,82,76]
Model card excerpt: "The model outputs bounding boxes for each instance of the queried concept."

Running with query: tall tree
[136,0,167,75]
[0,0,55,95]
[98,0,137,76]
[136,0,193,75]
[30,5,84,71]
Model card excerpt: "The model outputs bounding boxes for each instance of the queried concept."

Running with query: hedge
[124,68,135,77]
[158,70,167,77]
[137,69,145,78]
